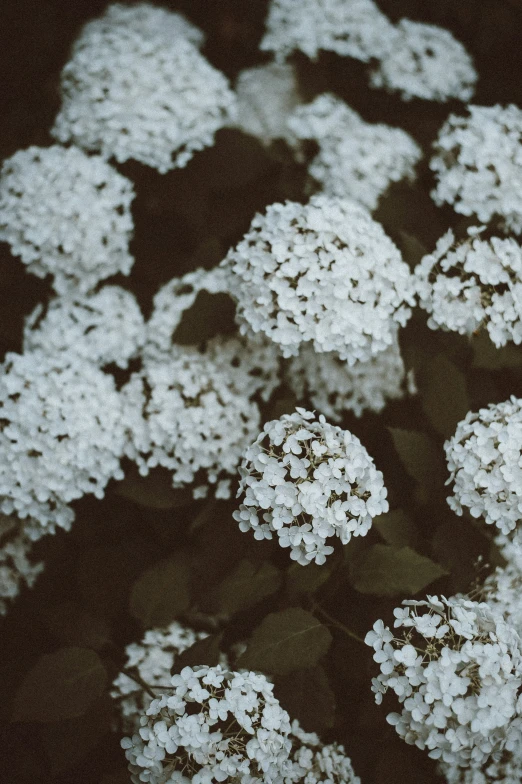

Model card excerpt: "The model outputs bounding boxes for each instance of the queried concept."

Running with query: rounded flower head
[260,0,396,62]
[24,286,145,369]
[441,749,522,784]
[445,397,522,535]
[0,351,126,538]
[287,333,409,422]
[287,93,421,210]
[431,105,522,234]
[483,565,522,641]
[366,596,522,767]
[0,514,44,616]
[121,339,272,499]
[233,408,388,565]
[121,665,293,784]
[223,195,415,364]
[415,228,522,347]
[52,3,236,172]
[370,19,476,102]
[288,721,360,784]
[112,621,210,732]
[0,145,135,294]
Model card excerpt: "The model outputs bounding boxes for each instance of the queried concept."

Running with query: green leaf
[129,555,191,628]
[350,544,447,597]
[285,561,332,600]
[274,666,335,734]
[472,330,522,369]
[172,633,224,674]
[216,560,282,615]
[398,231,428,270]
[373,509,418,548]
[419,354,470,438]
[237,608,332,675]
[13,647,107,723]
[388,427,445,503]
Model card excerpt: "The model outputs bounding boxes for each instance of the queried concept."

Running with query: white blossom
[286,333,409,421]
[0,351,126,538]
[121,665,294,784]
[483,565,522,641]
[370,20,476,102]
[431,105,522,234]
[233,62,302,146]
[121,341,268,499]
[0,145,134,294]
[287,721,360,784]
[445,397,522,535]
[260,0,397,63]
[112,622,210,732]
[0,514,44,615]
[441,749,522,784]
[52,3,236,173]
[415,228,522,347]
[287,93,421,210]
[233,409,388,565]
[23,286,145,369]
[366,596,522,767]
[223,195,415,363]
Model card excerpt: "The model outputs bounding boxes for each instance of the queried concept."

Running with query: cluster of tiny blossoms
[365,596,522,767]
[234,409,388,565]
[121,665,293,784]
[287,93,421,211]
[52,3,236,172]
[442,749,522,784]
[0,513,44,615]
[0,145,135,294]
[431,105,522,234]
[288,722,360,784]
[223,195,415,364]
[445,397,522,535]
[415,228,522,347]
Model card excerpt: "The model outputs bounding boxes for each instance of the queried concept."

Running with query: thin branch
[312,603,366,646]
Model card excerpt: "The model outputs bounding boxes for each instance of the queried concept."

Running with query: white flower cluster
[0,514,44,615]
[0,351,126,538]
[370,20,477,102]
[483,565,522,642]
[121,665,294,784]
[23,286,145,369]
[233,409,388,565]
[0,145,135,294]
[442,750,522,784]
[122,341,267,500]
[261,0,396,63]
[495,529,522,574]
[431,105,522,234]
[233,62,302,146]
[288,722,360,784]
[287,93,421,210]
[286,335,408,421]
[445,397,522,535]
[223,195,415,364]
[366,596,522,766]
[415,228,522,347]
[112,621,209,732]
[52,3,236,173]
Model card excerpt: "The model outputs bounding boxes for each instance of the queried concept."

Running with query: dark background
[1,2,522,783]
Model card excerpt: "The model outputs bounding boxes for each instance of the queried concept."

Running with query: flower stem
[312,603,365,645]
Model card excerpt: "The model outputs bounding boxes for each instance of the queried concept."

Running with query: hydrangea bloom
[495,529,522,574]
[442,750,522,784]
[370,20,476,102]
[24,286,145,369]
[121,665,294,784]
[288,722,360,784]
[415,228,522,347]
[233,409,388,565]
[445,397,522,535]
[261,0,396,62]
[287,93,421,210]
[234,62,302,146]
[121,341,266,499]
[366,596,522,766]
[483,565,522,639]
[431,105,522,234]
[286,334,408,421]
[0,145,135,294]
[52,3,236,172]
[0,514,44,615]
[0,351,126,538]
[112,621,209,732]
[223,195,415,363]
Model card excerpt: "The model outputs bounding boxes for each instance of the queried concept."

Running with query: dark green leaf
[472,331,522,369]
[115,466,193,509]
[216,559,281,615]
[13,647,107,723]
[419,354,470,438]
[388,427,445,503]
[172,633,224,674]
[129,555,191,628]
[373,509,418,548]
[285,561,332,600]
[398,231,428,270]
[237,608,332,675]
[275,666,335,733]
[41,602,111,651]
[350,544,447,597]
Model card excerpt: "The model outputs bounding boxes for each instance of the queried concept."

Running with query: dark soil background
[1,2,522,783]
